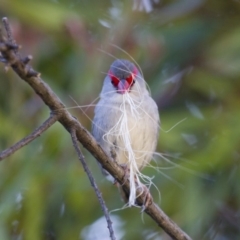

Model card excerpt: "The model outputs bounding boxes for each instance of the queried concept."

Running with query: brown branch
[2,17,19,56]
[0,17,192,240]
[0,113,59,160]
[2,17,15,45]
[71,129,116,240]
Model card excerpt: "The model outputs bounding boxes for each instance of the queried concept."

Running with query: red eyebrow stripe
[108,70,120,87]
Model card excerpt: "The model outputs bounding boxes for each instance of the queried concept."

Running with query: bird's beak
[117,79,130,94]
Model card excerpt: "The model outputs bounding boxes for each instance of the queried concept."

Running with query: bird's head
[101,59,148,99]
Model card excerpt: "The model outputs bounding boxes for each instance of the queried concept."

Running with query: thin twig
[2,17,18,55]
[0,17,192,240]
[70,129,116,240]
[0,113,59,160]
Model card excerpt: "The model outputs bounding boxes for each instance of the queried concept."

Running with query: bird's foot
[113,164,153,208]
[119,163,130,184]
[139,184,153,209]
[113,163,129,186]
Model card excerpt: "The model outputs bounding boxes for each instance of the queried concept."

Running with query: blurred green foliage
[0,0,240,239]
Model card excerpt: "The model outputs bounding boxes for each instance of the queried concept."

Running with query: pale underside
[93,94,159,174]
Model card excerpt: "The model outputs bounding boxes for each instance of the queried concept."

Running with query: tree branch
[2,17,16,46]
[0,113,59,160]
[71,129,116,240]
[0,17,192,240]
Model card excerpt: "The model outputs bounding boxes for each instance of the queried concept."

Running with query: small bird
[92,59,159,206]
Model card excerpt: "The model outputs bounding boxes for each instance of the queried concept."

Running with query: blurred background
[0,0,240,239]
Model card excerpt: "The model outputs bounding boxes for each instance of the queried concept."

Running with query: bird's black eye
[108,71,119,87]
[111,76,119,87]
[126,74,133,85]
[126,73,136,86]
